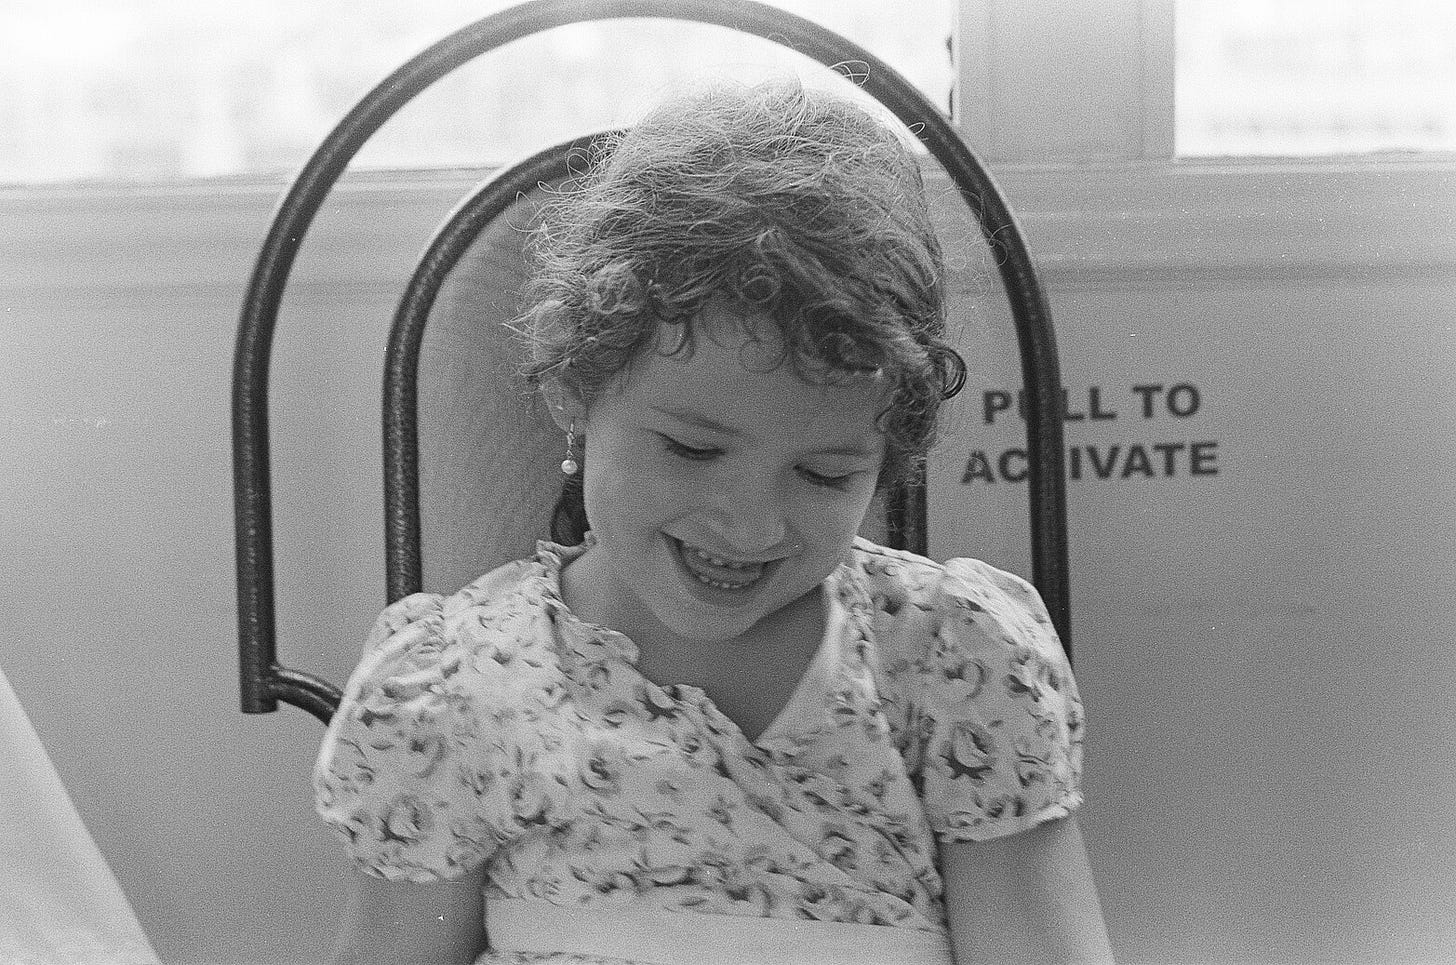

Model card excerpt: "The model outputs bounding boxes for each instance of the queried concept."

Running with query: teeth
[698,577,749,590]
[678,539,765,590]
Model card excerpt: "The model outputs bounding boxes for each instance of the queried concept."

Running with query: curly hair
[511,78,965,539]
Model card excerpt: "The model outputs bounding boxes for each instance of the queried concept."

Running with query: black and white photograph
[3,1,1453,963]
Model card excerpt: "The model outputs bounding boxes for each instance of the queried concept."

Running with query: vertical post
[954,0,1176,163]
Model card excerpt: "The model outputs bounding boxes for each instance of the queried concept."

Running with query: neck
[558,542,823,666]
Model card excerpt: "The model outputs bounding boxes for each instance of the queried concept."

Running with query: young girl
[314,79,1112,965]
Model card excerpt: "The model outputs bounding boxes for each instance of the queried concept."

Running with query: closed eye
[659,433,859,490]
[798,468,855,489]
[658,434,719,461]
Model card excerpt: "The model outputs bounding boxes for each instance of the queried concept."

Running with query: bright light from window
[1176,0,1456,157]
[0,0,953,185]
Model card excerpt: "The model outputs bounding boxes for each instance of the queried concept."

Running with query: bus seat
[233,0,1068,724]
[413,172,565,594]
[410,145,899,597]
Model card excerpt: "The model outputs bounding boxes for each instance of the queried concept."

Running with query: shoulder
[846,541,1084,843]
[343,556,559,718]
[315,556,562,882]
[847,537,1059,660]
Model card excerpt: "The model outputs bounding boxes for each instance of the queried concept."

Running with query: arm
[330,867,487,965]
[941,814,1114,965]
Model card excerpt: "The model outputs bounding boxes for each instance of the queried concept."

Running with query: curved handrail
[234,0,1069,719]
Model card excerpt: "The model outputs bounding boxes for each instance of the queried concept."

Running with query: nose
[696,472,792,557]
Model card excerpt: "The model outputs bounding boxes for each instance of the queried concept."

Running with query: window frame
[4,0,1452,292]
[954,0,1175,164]
[950,0,1456,281]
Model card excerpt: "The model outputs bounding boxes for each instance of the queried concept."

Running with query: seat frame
[232,0,1070,723]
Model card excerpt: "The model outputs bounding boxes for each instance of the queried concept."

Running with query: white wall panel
[2,158,1452,963]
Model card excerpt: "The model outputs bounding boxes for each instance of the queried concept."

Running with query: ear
[539,377,588,434]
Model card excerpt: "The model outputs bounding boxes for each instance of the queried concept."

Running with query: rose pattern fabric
[314,535,1082,964]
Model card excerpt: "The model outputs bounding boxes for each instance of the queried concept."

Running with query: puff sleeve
[312,592,511,882]
[902,559,1084,843]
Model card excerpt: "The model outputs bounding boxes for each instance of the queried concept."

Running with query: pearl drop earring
[561,421,580,476]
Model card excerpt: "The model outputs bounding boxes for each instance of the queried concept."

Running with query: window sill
[945,155,1456,289]
[5,156,1453,295]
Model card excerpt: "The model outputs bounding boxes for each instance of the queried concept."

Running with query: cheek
[581,443,688,519]
[788,487,878,540]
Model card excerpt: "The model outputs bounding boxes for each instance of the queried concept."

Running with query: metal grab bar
[233,0,1068,722]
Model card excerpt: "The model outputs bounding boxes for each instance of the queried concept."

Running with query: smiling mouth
[671,537,769,590]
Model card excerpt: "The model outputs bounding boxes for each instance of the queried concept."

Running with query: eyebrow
[649,405,878,459]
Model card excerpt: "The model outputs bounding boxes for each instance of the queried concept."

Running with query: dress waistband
[486,897,953,965]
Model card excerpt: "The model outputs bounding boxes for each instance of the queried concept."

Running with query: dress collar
[530,531,877,666]
[532,531,642,665]
[530,533,885,754]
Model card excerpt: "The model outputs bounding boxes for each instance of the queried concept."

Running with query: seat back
[402,142,895,597]
[233,0,1067,724]
[414,182,564,594]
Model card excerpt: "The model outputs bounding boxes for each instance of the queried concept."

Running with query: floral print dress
[314,535,1083,964]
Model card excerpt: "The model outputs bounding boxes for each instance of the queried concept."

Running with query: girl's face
[548,304,889,650]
